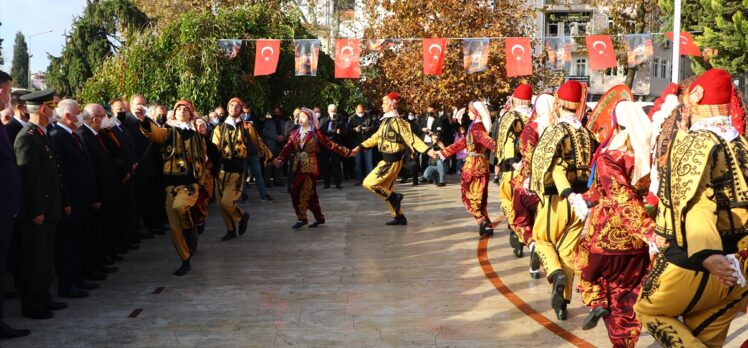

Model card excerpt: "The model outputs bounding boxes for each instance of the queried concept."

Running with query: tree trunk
[625,65,637,89]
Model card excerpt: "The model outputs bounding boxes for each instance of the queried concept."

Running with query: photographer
[419,133,447,186]
[318,104,348,189]
[347,104,376,184]
[399,111,422,185]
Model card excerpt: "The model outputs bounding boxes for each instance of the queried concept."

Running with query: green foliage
[46,0,150,97]
[81,5,363,115]
[658,0,748,74]
[10,32,28,88]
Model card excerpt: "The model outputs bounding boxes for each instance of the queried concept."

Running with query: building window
[336,0,355,11]
[548,22,561,36]
[575,58,588,76]
[660,58,668,79]
[652,57,660,78]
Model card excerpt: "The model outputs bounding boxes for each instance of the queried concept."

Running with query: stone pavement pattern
[4,179,748,347]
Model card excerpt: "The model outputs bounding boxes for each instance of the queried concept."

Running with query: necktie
[96,133,106,149]
[72,132,83,149]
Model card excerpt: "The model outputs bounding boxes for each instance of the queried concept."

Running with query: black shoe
[551,271,568,312]
[484,227,494,237]
[3,290,20,300]
[85,272,107,281]
[436,182,446,187]
[292,221,308,229]
[509,232,520,248]
[22,307,53,320]
[493,177,500,184]
[98,266,118,273]
[335,184,342,189]
[582,307,609,330]
[238,212,250,235]
[110,254,125,262]
[114,247,128,254]
[0,321,30,338]
[58,288,89,299]
[556,303,568,321]
[479,220,494,237]
[152,227,165,235]
[196,222,205,235]
[412,180,419,186]
[388,193,404,215]
[173,260,190,276]
[400,177,407,184]
[221,230,237,241]
[513,244,524,258]
[125,243,139,250]
[45,301,68,311]
[260,195,274,202]
[309,219,325,228]
[385,215,407,226]
[529,245,541,279]
[76,280,100,290]
[138,232,154,240]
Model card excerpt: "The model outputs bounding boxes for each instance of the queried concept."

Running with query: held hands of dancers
[703,254,741,287]
[349,146,361,157]
[427,149,437,159]
[435,150,446,160]
[568,193,589,221]
[272,158,282,168]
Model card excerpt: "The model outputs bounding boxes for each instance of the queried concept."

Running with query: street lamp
[27,29,53,89]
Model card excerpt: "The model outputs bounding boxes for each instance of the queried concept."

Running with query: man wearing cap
[529,80,597,320]
[212,97,271,241]
[14,88,70,319]
[635,68,748,347]
[351,92,436,226]
[140,99,206,276]
[437,101,497,237]
[495,83,533,256]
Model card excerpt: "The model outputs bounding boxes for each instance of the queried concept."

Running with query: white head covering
[532,94,554,135]
[469,101,491,131]
[607,101,652,185]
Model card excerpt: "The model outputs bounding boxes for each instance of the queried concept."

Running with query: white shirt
[424,116,435,143]
[690,116,739,142]
[13,115,27,126]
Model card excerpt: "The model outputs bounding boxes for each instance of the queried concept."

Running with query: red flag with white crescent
[334,39,361,79]
[504,37,532,77]
[423,38,447,76]
[666,32,701,57]
[585,35,617,71]
[254,40,280,76]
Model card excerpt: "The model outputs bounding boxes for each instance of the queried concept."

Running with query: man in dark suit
[262,106,288,186]
[14,88,70,319]
[48,99,101,299]
[122,94,161,237]
[6,90,30,141]
[78,104,122,279]
[318,104,348,189]
[109,98,139,255]
[0,71,30,337]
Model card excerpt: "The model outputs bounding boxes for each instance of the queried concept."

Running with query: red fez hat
[689,69,732,105]
[558,80,582,104]
[386,92,400,102]
[173,99,195,114]
[512,84,533,101]
[227,97,244,108]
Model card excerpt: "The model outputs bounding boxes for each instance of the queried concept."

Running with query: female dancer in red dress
[273,108,350,229]
[576,101,657,348]
[438,101,497,236]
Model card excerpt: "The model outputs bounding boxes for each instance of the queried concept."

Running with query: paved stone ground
[3,176,747,347]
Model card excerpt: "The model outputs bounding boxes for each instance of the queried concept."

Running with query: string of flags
[216,32,702,79]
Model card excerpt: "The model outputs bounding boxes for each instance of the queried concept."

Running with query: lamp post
[27,29,53,89]
[671,0,681,83]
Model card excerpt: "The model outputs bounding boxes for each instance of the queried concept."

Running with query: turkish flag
[585,35,617,71]
[254,40,280,76]
[666,32,701,57]
[423,38,447,75]
[505,37,532,77]
[334,39,361,79]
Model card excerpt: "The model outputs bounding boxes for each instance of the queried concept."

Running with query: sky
[0,0,88,73]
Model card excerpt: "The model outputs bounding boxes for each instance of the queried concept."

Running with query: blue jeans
[243,155,268,198]
[354,149,374,181]
[456,159,465,174]
[423,159,445,183]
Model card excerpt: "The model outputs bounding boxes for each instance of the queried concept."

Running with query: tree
[360,0,555,112]
[591,0,660,88]
[0,22,5,66]
[132,0,288,24]
[81,5,363,115]
[658,0,748,74]
[46,0,150,97]
[10,32,29,88]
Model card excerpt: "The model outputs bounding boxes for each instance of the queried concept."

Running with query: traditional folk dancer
[213,97,272,241]
[350,93,436,226]
[510,93,554,279]
[635,68,748,347]
[140,99,206,276]
[529,80,597,320]
[576,101,656,347]
[495,84,533,252]
[272,108,350,229]
[438,101,497,236]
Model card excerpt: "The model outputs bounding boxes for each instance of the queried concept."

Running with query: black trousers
[135,172,162,230]
[319,148,342,186]
[0,216,14,317]
[96,203,117,262]
[55,206,88,291]
[118,181,138,245]
[18,218,56,311]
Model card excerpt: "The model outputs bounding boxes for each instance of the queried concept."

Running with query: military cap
[20,88,56,106]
